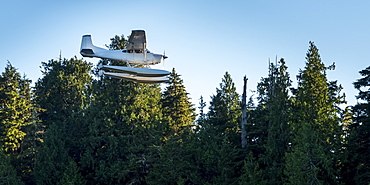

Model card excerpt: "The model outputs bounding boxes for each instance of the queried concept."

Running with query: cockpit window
[122,49,127,53]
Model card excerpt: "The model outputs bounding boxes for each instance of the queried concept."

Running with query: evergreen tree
[35,57,92,127]
[285,42,344,184]
[239,152,264,185]
[243,59,291,184]
[239,59,292,184]
[0,149,24,185]
[57,160,85,185]
[147,69,197,184]
[80,34,165,184]
[161,68,196,135]
[34,57,93,183]
[189,72,242,184]
[263,59,291,184]
[0,62,40,183]
[34,124,72,185]
[342,66,370,184]
[0,62,33,154]
[207,71,241,143]
[147,128,201,185]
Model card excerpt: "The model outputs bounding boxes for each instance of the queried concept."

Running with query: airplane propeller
[163,50,167,66]
[163,50,168,59]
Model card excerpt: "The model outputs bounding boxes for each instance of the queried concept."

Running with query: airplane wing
[126,30,146,51]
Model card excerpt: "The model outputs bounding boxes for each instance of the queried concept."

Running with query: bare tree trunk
[241,76,248,148]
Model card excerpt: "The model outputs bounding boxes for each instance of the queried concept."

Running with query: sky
[1,0,369,110]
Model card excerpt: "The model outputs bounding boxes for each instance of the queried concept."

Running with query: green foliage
[259,59,292,184]
[147,129,201,185]
[143,68,198,184]
[0,149,24,185]
[162,68,196,135]
[0,62,33,154]
[241,59,292,185]
[207,71,241,143]
[0,36,364,184]
[35,57,92,157]
[239,152,264,185]
[189,72,243,184]
[57,160,85,185]
[80,35,166,184]
[0,62,42,184]
[34,124,71,185]
[107,34,127,50]
[285,42,344,184]
[341,66,370,184]
[35,57,92,126]
[34,57,93,184]
[198,95,207,122]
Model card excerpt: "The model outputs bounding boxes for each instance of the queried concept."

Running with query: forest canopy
[0,37,369,185]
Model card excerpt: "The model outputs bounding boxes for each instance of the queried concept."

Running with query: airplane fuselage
[82,48,164,65]
[80,35,166,65]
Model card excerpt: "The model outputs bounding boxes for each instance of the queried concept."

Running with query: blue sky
[1,1,369,108]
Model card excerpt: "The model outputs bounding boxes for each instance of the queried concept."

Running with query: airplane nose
[163,55,168,59]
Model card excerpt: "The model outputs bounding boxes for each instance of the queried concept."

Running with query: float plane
[80,30,170,83]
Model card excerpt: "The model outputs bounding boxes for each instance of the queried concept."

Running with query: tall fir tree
[161,68,196,135]
[147,69,198,184]
[341,66,370,184]
[262,59,291,184]
[285,42,344,184]
[190,72,242,184]
[241,59,292,184]
[207,71,241,143]
[0,62,34,154]
[0,62,41,184]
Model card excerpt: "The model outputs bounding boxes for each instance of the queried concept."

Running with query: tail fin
[80,35,95,57]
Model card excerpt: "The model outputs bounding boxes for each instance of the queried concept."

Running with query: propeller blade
[163,50,168,59]
[163,50,166,67]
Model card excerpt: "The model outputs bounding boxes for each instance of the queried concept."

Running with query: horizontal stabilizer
[102,65,170,77]
[80,49,94,54]
[104,72,169,83]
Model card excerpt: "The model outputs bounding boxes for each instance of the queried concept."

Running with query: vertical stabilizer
[80,35,95,57]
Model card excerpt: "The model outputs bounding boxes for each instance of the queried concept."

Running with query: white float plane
[80,30,170,83]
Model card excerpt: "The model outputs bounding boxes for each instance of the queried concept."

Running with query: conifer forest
[1,36,370,185]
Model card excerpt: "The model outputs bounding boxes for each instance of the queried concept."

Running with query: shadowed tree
[0,149,24,185]
[341,66,370,184]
